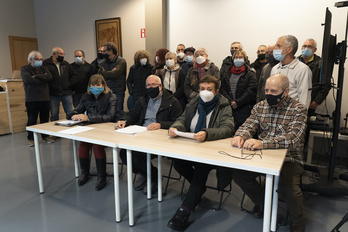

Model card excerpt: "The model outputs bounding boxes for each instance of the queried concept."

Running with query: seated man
[167,75,234,231]
[231,74,307,232]
[116,75,182,194]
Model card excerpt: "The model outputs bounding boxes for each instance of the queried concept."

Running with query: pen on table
[116,120,127,129]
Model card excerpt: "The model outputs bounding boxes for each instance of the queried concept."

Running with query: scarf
[231,65,245,74]
[194,94,220,133]
[192,60,209,83]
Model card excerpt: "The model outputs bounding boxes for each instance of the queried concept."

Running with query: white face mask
[155,56,159,63]
[199,90,215,102]
[140,58,147,66]
[166,59,175,68]
[196,56,206,65]
[177,52,185,59]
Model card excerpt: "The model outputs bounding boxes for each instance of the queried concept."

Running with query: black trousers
[25,101,50,140]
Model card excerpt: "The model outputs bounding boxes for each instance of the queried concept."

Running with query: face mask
[301,48,313,58]
[155,56,159,63]
[146,86,160,98]
[57,55,64,62]
[177,52,185,59]
[258,54,266,60]
[33,60,42,67]
[273,49,285,61]
[89,86,104,96]
[140,58,147,66]
[265,90,285,106]
[230,50,237,56]
[103,53,109,59]
[196,56,206,65]
[185,55,194,63]
[75,57,83,64]
[166,59,175,68]
[199,90,215,103]
[97,53,104,59]
[233,58,244,68]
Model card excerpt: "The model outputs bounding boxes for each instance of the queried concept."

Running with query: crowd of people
[20,35,332,232]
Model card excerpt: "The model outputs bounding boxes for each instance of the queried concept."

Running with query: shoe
[78,172,89,186]
[167,207,190,230]
[142,181,158,195]
[95,177,107,191]
[27,140,34,147]
[290,221,305,232]
[43,137,55,143]
[253,205,264,218]
[134,174,146,191]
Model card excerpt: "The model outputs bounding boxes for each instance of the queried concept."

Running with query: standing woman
[67,74,116,191]
[127,50,153,109]
[220,49,257,130]
[21,51,53,147]
[152,48,169,76]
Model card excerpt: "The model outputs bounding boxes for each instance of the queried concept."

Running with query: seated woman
[220,49,257,130]
[67,74,116,191]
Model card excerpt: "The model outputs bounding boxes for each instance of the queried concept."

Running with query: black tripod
[331,212,348,232]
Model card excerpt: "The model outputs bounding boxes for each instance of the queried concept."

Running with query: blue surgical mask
[233,58,244,68]
[89,86,104,96]
[185,55,194,63]
[75,57,83,64]
[273,49,285,61]
[33,60,42,67]
[301,49,313,58]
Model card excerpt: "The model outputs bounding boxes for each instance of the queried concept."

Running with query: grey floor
[1,132,348,232]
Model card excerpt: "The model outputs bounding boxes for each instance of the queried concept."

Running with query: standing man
[176,43,186,66]
[220,42,243,80]
[100,42,127,112]
[299,38,330,116]
[71,49,92,107]
[43,47,77,121]
[231,74,307,232]
[91,46,106,75]
[181,46,196,76]
[270,35,312,108]
[251,44,268,82]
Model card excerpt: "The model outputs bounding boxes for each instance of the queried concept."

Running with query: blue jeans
[115,92,125,111]
[50,95,73,121]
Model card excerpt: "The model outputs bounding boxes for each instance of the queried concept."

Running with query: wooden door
[9,36,38,72]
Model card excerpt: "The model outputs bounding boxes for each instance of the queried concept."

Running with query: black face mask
[230,50,236,57]
[258,54,266,60]
[265,90,285,106]
[266,54,279,65]
[97,53,104,59]
[146,86,160,99]
[103,53,109,59]
[57,55,64,62]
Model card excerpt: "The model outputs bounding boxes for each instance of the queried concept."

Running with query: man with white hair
[43,47,77,122]
[270,35,312,108]
[21,51,53,146]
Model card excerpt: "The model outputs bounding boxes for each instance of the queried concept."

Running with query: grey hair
[52,47,59,54]
[281,35,298,55]
[194,47,208,56]
[306,38,317,48]
[231,42,243,50]
[27,51,42,63]
[165,51,177,60]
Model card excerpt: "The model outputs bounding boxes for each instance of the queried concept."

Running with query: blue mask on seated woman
[89,87,104,96]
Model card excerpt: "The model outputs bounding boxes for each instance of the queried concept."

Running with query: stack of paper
[116,125,147,135]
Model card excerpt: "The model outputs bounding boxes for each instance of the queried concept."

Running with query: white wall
[168,0,348,126]
[33,0,145,69]
[0,0,36,78]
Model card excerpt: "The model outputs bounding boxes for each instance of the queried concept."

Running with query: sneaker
[142,181,158,195]
[167,207,190,230]
[27,140,34,147]
[134,174,146,191]
[43,137,55,143]
[252,205,264,218]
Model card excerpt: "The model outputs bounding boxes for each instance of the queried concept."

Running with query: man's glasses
[145,83,160,88]
[219,148,263,160]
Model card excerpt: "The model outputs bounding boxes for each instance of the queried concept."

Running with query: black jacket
[126,63,153,103]
[71,62,92,94]
[220,65,257,129]
[99,55,127,93]
[122,89,182,129]
[67,91,116,123]
[251,58,268,82]
[20,64,52,102]
[43,56,78,96]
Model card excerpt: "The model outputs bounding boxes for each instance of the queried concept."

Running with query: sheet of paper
[115,125,147,135]
[58,126,94,135]
[174,130,195,139]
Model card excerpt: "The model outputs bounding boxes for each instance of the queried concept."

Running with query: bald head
[266,74,289,91]
[146,75,161,85]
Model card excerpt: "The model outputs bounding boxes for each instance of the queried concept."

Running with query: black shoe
[167,207,190,230]
[134,174,146,191]
[142,181,158,195]
[253,205,264,218]
[95,177,107,191]
[78,173,89,186]
[290,221,305,232]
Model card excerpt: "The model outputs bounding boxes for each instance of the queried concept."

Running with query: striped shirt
[235,96,307,164]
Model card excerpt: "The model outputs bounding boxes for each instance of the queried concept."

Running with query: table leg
[113,148,121,222]
[271,175,279,231]
[307,131,314,164]
[158,155,162,202]
[72,140,79,178]
[147,153,151,199]
[34,132,44,193]
[127,149,134,226]
[263,174,273,232]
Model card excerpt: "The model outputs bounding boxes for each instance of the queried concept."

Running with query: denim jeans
[115,92,125,111]
[50,95,73,121]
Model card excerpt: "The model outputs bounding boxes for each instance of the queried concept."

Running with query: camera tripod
[331,212,348,232]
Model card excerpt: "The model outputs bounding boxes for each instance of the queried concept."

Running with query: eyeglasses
[57,52,65,56]
[219,149,263,160]
[145,83,160,88]
[302,45,314,49]
[34,58,43,61]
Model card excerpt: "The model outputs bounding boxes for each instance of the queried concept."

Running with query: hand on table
[147,123,160,131]
[71,114,88,122]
